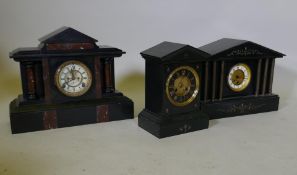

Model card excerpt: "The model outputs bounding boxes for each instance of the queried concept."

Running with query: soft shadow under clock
[209,119,218,127]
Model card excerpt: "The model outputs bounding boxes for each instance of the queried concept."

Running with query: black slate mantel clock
[198,38,285,119]
[138,41,210,138]
[9,27,134,134]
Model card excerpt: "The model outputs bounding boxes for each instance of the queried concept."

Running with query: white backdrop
[0,0,296,79]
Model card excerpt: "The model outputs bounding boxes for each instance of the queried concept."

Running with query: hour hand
[71,69,76,80]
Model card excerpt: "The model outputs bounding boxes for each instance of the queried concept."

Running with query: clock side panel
[222,59,257,98]
[48,57,97,103]
[161,62,202,115]
[144,60,164,113]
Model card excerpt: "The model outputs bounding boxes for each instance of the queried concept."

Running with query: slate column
[104,58,115,93]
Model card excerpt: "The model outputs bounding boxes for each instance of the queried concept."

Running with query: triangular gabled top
[39,27,98,44]
[141,41,209,61]
[199,38,285,58]
[141,41,186,58]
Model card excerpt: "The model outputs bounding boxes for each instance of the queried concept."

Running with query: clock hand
[180,76,190,92]
[64,67,74,82]
[71,69,76,80]
[66,76,72,83]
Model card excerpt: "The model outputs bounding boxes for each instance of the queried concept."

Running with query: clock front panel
[49,57,98,102]
[222,60,257,98]
[162,63,202,115]
[55,60,93,97]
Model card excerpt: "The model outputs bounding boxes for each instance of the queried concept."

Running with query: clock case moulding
[139,39,285,138]
[9,27,134,134]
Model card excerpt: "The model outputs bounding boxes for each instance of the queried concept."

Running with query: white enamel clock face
[227,63,251,92]
[55,60,92,97]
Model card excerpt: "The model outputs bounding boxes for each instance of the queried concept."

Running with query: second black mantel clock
[138,42,210,138]
[9,27,134,134]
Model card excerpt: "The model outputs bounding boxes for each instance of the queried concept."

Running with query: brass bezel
[166,66,199,107]
[54,60,92,97]
[227,63,252,92]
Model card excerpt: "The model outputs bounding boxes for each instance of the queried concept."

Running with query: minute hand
[71,69,76,80]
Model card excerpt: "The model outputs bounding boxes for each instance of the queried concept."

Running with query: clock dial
[227,63,251,92]
[55,60,92,97]
[166,66,199,106]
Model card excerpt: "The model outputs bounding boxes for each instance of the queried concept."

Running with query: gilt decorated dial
[55,60,92,97]
[166,66,199,106]
[228,63,251,92]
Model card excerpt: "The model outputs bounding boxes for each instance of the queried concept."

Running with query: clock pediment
[163,45,210,62]
[222,43,284,58]
[10,27,125,61]
[141,41,210,62]
[199,38,285,59]
[39,26,98,44]
[225,45,264,57]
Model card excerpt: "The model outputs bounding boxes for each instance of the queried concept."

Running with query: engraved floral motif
[179,124,192,133]
[227,47,263,56]
[218,103,265,114]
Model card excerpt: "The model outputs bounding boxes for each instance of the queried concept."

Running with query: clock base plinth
[138,109,209,138]
[202,94,279,119]
[9,95,134,134]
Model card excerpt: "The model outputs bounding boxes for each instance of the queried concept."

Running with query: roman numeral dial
[55,60,92,97]
[166,66,199,106]
[227,63,251,92]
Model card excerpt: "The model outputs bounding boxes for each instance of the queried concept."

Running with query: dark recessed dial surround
[166,66,199,106]
[227,63,251,92]
[55,60,92,97]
